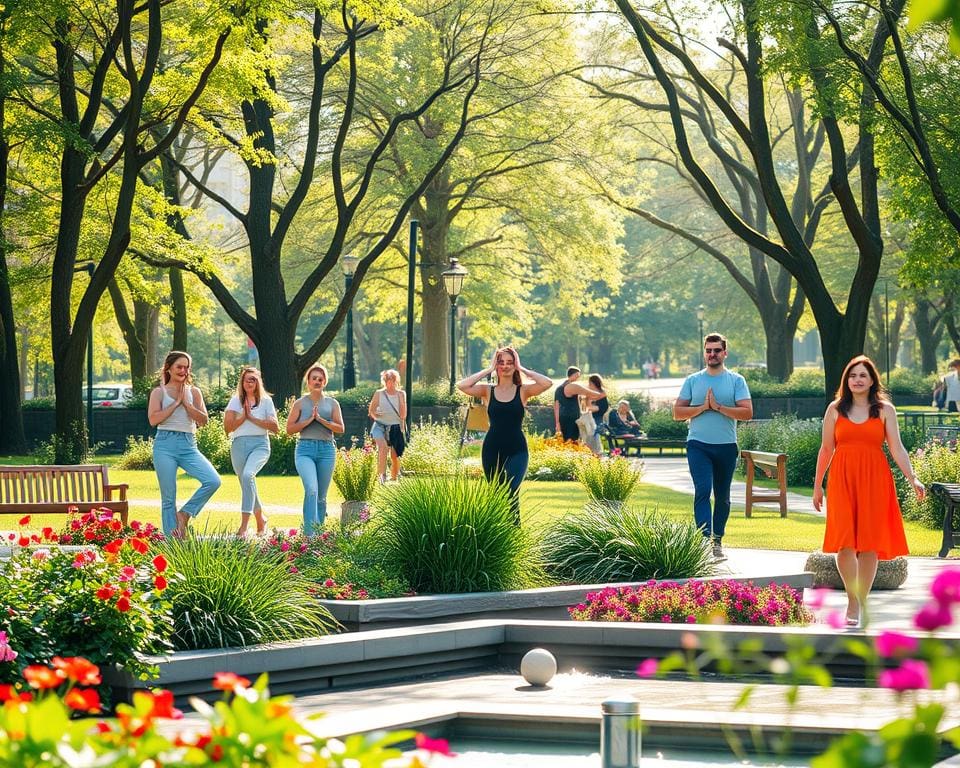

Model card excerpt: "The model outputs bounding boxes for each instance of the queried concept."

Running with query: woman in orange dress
[813,355,924,627]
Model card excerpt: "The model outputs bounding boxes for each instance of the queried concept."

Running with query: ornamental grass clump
[575,455,643,502]
[369,475,542,593]
[569,579,812,626]
[332,443,378,501]
[158,535,338,651]
[540,501,715,583]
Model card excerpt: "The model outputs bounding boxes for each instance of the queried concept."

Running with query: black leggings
[481,449,529,526]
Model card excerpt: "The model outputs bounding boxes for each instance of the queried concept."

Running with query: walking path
[640,456,820,516]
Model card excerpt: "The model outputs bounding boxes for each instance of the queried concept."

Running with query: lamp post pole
[884,278,891,386]
[217,326,222,391]
[405,221,418,434]
[441,258,468,394]
[342,254,359,390]
[696,304,705,369]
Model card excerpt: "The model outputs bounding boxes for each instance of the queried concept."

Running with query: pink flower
[415,733,454,756]
[117,566,137,583]
[875,631,919,658]
[280,541,291,552]
[878,659,930,692]
[0,631,17,663]
[805,588,830,610]
[913,602,953,632]
[825,610,847,630]
[636,659,658,678]
[930,569,960,608]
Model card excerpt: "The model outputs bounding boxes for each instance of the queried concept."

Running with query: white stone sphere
[520,648,557,686]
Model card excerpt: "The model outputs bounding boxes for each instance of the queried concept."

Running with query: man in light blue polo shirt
[673,332,753,560]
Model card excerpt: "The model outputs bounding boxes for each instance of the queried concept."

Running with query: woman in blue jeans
[224,367,279,536]
[148,351,222,538]
[286,364,344,535]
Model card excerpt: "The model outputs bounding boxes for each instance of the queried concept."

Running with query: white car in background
[82,385,134,408]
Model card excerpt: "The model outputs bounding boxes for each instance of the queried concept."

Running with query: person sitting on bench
[609,400,643,438]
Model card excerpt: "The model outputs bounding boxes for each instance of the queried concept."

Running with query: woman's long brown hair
[835,354,887,419]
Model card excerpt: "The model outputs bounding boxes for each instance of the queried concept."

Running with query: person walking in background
[944,359,960,412]
[457,347,552,524]
[148,351,221,538]
[553,366,605,442]
[673,333,752,561]
[286,364,344,536]
[609,399,643,438]
[224,367,278,536]
[813,355,924,628]
[580,374,609,455]
[368,369,407,483]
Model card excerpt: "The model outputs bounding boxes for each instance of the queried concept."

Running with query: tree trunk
[913,300,941,374]
[169,267,188,351]
[762,312,793,381]
[418,173,453,384]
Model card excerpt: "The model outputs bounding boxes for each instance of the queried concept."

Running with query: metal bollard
[601,696,641,768]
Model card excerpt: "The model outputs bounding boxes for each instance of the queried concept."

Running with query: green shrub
[526,434,594,480]
[158,535,338,650]
[368,475,542,593]
[742,368,826,398]
[642,407,688,439]
[400,419,463,476]
[332,381,462,407]
[897,441,960,528]
[575,455,643,502]
[737,414,821,486]
[887,368,939,396]
[116,435,155,470]
[540,501,716,583]
[332,443,378,501]
[195,412,232,473]
[21,396,55,410]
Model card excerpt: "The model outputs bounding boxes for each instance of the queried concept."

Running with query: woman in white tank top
[367,368,407,483]
[148,351,222,538]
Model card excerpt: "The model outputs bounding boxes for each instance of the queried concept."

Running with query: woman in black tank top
[457,346,552,524]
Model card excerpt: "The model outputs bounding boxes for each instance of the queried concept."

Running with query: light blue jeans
[230,435,271,514]
[295,438,336,535]
[153,430,222,535]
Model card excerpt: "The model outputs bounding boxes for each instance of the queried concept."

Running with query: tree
[609,0,902,395]
[13,0,238,459]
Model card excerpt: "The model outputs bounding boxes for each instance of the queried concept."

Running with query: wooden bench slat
[0,464,128,525]
[741,450,788,518]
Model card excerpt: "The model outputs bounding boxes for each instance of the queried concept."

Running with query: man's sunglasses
[705,348,724,354]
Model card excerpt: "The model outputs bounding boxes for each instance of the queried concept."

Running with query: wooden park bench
[602,434,687,457]
[930,482,960,558]
[741,450,788,518]
[0,464,128,524]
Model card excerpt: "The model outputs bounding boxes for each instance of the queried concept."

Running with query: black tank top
[484,384,526,457]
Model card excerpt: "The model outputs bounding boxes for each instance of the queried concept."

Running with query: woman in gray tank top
[285,364,344,535]
[147,351,222,538]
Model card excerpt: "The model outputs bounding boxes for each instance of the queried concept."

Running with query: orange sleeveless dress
[822,414,908,560]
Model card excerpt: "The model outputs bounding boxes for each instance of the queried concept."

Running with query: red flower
[152,554,168,573]
[146,689,181,719]
[213,672,251,692]
[17,536,29,547]
[103,539,123,555]
[0,684,32,702]
[130,538,148,554]
[95,722,111,734]
[41,527,55,540]
[209,744,224,762]
[414,733,454,756]
[23,665,65,690]
[116,595,131,612]
[95,584,116,601]
[83,529,97,541]
[17,515,30,526]
[64,687,101,713]
[154,575,168,591]
[52,657,102,686]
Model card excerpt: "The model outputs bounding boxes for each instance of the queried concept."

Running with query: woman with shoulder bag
[368,369,407,483]
[457,347,552,525]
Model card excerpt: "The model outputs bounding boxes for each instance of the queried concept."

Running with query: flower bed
[569,579,812,626]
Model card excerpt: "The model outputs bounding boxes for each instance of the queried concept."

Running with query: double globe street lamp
[441,257,468,394]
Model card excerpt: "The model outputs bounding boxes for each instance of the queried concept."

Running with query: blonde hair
[380,369,400,385]
[235,366,270,406]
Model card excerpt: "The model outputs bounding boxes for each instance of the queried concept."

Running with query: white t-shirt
[945,371,960,403]
[226,395,277,438]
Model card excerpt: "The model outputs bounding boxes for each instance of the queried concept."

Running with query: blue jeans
[153,430,222,535]
[295,439,336,535]
[230,435,271,514]
[686,439,739,539]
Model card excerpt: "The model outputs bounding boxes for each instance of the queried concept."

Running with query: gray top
[293,395,338,442]
[373,391,402,426]
[158,388,195,433]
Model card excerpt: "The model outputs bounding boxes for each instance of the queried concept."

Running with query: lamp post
[441,257,468,394]
[696,304,705,367]
[342,254,359,390]
[405,221,419,434]
[76,262,95,445]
